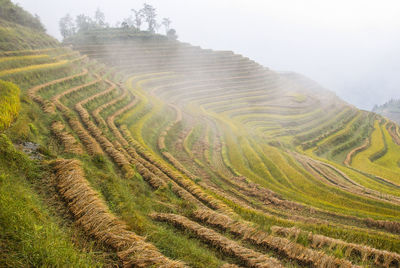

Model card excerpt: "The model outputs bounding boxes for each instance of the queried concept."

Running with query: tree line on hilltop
[59,3,177,40]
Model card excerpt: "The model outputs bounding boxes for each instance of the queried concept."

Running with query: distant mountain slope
[278,71,342,102]
[373,99,400,124]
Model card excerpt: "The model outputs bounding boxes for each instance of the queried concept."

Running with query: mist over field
[12,0,400,109]
[4,0,400,266]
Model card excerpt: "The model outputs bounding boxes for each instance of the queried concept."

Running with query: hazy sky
[13,0,400,110]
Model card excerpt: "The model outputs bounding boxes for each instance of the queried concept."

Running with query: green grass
[0,59,68,77]
[0,134,103,267]
[313,111,363,155]
[142,105,175,153]
[352,120,400,184]
[216,188,400,253]
[375,124,400,169]
[293,107,355,145]
[184,125,201,153]
[220,125,400,221]
[0,54,53,71]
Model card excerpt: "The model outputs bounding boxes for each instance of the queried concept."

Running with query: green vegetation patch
[0,134,102,267]
[0,79,20,131]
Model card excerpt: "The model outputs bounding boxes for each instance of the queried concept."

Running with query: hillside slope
[0,0,57,50]
[1,7,400,267]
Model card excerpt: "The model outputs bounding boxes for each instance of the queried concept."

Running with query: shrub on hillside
[0,0,45,32]
[0,0,45,31]
[0,80,20,131]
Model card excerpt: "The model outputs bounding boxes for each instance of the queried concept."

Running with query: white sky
[12,0,400,110]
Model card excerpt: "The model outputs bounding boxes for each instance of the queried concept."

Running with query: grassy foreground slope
[1,4,400,267]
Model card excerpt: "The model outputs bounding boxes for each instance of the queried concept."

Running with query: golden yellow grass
[0,54,49,63]
[344,138,369,166]
[0,60,68,77]
[0,80,20,131]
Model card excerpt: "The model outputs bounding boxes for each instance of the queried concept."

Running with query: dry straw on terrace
[56,76,135,177]
[75,98,134,178]
[194,209,357,268]
[271,225,400,267]
[232,152,400,234]
[151,212,283,268]
[27,67,103,155]
[220,264,242,268]
[344,138,369,166]
[51,121,83,154]
[157,104,199,182]
[87,80,195,193]
[88,80,202,197]
[51,78,103,155]
[120,124,232,213]
[28,69,88,114]
[102,85,205,200]
[230,176,303,210]
[297,154,400,205]
[93,86,129,127]
[52,159,185,268]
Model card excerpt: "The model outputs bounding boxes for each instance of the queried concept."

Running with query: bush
[0,0,45,31]
[0,79,20,131]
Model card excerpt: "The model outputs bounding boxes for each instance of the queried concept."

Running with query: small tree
[162,18,171,34]
[121,21,129,29]
[154,21,161,33]
[94,8,106,28]
[75,14,94,32]
[121,16,134,28]
[142,3,157,33]
[167,29,178,40]
[131,8,144,31]
[59,14,75,39]
[33,14,46,32]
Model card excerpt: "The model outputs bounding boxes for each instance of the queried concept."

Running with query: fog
[13,0,400,110]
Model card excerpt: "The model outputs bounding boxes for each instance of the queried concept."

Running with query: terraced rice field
[2,33,400,267]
